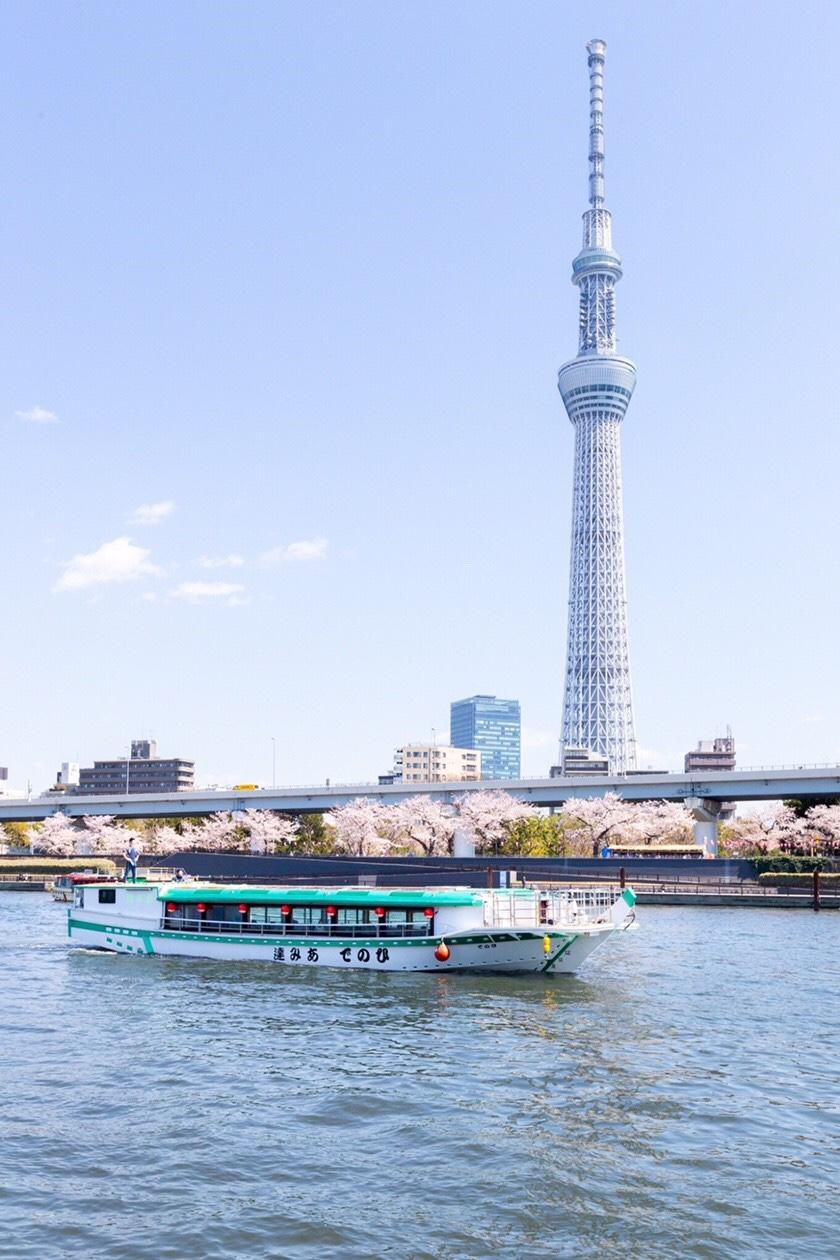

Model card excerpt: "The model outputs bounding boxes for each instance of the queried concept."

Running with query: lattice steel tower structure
[558,39,636,773]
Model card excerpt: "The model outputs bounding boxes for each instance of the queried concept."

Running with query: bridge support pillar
[684,798,734,857]
[452,825,475,858]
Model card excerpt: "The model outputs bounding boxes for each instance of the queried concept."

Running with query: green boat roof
[155,885,484,908]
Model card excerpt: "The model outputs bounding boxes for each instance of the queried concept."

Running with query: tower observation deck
[557,39,636,774]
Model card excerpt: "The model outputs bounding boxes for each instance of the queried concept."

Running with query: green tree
[784,796,840,818]
[1,822,32,850]
[501,815,571,857]
[294,813,336,855]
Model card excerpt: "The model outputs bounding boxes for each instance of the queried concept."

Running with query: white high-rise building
[558,39,637,774]
[394,744,481,783]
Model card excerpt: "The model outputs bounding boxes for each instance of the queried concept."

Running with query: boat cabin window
[160,899,436,934]
[98,888,117,904]
[247,906,286,925]
[205,904,245,923]
[335,908,372,926]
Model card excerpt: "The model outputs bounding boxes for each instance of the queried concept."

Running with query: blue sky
[2,1,839,791]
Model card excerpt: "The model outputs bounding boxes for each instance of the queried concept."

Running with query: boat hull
[67,916,616,974]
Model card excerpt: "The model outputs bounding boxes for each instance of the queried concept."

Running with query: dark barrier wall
[157,852,755,885]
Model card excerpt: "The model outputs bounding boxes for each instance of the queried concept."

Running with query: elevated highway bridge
[2,765,838,853]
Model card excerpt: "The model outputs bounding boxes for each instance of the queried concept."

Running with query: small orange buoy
[434,942,451,962]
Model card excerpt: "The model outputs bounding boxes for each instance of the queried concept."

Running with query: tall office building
[558,40,637,774]
[450,695,521,780]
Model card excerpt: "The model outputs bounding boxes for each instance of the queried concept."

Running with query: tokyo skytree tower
[558,39,637,773]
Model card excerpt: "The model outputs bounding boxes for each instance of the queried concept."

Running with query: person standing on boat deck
[123,842,139,882]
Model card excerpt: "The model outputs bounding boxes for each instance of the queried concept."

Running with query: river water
[0,893,837,1259]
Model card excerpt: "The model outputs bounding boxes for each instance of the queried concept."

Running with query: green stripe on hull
[540,936,578,972]
[69,918,505,951]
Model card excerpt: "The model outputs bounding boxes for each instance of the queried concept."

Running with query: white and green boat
[67,881,636,975]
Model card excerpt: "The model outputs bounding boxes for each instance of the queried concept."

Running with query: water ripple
[1,896,838,1258]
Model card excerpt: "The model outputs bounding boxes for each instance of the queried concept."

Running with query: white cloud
[55,537,162,592]
[199,554,245,570]
[16,405,58,424]
[259,537,328,567]
[171,581,245,603]
[130,501,175,527]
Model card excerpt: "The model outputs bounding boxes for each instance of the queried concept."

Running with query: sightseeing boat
[66,881,636,974]
[52,872,118,903]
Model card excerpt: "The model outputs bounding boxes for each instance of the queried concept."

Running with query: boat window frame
[160,899,436,937]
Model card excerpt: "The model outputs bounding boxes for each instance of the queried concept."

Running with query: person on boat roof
[123,842,139,882]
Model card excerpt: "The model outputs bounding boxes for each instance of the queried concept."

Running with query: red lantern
[423,907,435,918]
[434,942,451,962]
[326,905,337,917]
[166,902,176,913]
[196,903,207,913]
[280,904,290,915]
[374,906,385,918]
[238,904,248,914]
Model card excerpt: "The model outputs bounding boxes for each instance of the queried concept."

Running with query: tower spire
[572,39,622,355]
[557,40,637,774]
[587,38,606,208]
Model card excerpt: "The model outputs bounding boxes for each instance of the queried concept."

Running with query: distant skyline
[2,1,839,792]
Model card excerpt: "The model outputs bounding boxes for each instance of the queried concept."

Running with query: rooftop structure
[685,735,736,774]
[550,746,610,777]
[558,40,636,775]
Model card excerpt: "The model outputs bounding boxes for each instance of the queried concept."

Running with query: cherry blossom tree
[238,809,299,855]
[179,812,240,852]
[800,803,840,856]
[629,801,694,847]
[722,804,803,856]
[559,793,638,857]
[77,815,123,855]
[456,791,536,854]
[29,813,78,857]
[386,797,455,856]
[327,799,390,857]
[148,823,189,856]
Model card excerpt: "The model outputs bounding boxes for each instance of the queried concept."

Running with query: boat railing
[547,886,622,925]
[160,917,434,939]
[483,886,622,929]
